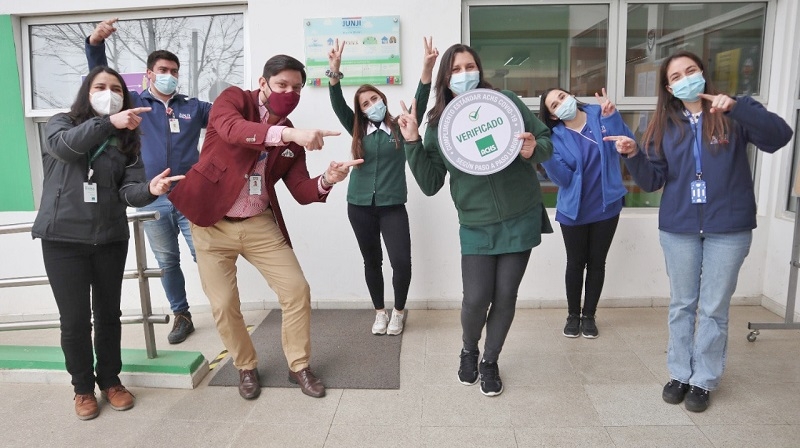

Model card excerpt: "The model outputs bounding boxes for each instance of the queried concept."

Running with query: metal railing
[0,210,169,358]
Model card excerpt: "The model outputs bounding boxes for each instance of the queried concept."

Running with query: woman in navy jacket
[539,88,634,339]
[610,51,792,413]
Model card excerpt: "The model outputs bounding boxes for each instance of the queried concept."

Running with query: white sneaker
[372,311,389,335]
[387,309,405,335]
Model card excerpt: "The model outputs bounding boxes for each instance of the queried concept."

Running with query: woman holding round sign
[326,37,438,336]
[397,43,553,397]
[538,87,635,339]
[609,50,792,412]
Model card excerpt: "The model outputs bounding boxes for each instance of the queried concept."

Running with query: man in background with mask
[169,54,361,401]
[86,18,210,345]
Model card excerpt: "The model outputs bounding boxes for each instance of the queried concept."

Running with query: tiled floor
[1,305,799,447]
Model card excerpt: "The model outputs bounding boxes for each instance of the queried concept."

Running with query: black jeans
[560,214,620,317]
[461,250,531,363]
[347,203,412,310]
[41,239,128,394]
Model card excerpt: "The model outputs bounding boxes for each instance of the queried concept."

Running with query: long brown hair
[427,44,493,127]
[641,50,730,156]
[351,85,399,161]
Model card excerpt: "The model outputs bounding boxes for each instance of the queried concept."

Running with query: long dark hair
[538,87,589,130]
[69,66,141,156]
[427,44,493,127]
[641,50,730,156]
[351,84,399,161]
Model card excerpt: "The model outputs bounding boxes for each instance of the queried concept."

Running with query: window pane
[29,13,244,109]
[625,3,766,97]
[469,4,608,97]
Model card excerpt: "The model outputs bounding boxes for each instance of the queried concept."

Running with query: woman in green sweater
[397,43,553,396]
[327,37,438,336]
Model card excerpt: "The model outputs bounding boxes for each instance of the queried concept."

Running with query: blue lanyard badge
[685,111,706,204]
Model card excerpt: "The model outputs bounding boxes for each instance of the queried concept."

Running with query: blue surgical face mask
[364,99,387,122]
[449,71,480,95]
[670,72,705,102]
[554,95,578,121]
[153,74,179,95]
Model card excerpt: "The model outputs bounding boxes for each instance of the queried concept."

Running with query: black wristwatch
[325,69,344,79]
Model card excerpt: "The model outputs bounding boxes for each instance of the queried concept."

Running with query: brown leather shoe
[74,393,99,420]
[102,385,135,411]
[239,368,261,400]
[288,367,326,398]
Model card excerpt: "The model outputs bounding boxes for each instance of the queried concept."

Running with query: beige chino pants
[191,210,312,372]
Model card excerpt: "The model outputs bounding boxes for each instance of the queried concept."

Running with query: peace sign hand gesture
[595,88,616,117]
[422,36,439,83]
[397,99,420,142]
[328,38,345,73]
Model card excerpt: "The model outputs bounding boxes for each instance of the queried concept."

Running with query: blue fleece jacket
[623,96,792,234]
[541,104,632,221]
[86,38,212,180]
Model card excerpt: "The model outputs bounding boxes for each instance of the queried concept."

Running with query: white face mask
[90,89,124,116]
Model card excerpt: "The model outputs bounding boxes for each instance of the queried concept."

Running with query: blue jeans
[660,230,751,391]
[139,195,196,314]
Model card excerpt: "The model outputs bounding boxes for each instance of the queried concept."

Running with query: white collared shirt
[366,121,393,136]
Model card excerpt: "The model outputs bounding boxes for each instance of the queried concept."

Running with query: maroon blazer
[169,86,326,248]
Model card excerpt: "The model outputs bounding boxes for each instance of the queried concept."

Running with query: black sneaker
[684,386,710,412]
[581,315,598,338]
[662,379,690,404]
[457,349,480,385]
[479,360,503,397]
[563,314,581,338]
[168,312,195,344]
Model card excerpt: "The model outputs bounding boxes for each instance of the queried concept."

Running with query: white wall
[1,0,796,321]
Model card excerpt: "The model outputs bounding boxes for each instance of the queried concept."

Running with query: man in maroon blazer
[170,54,361,400]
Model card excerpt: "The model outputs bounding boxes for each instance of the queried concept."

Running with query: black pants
[41,239,128,394]
[461,250,531,363]
[347,203,411,310]
[560,215,620,317]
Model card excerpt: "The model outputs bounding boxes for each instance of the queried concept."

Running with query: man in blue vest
[85,18,212,344]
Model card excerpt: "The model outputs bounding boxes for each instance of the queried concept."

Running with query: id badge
[249,175,262,195]
[83,182,98,203]
[169,118,180,133]
[691,180,707,204]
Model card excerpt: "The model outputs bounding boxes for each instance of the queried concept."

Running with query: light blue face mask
[364,99,387,122]
[670,72,706,102]
[554,95,578,121]
[449,71,480,95]
[153,74,179,95]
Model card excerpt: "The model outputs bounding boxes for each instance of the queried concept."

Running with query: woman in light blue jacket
[539,88,634,339]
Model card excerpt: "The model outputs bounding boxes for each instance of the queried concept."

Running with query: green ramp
[0,345,209,389]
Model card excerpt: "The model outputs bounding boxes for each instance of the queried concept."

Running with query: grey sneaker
[581,315,598,338]
[168,312,194,344]
[479,360,503,397]
[371,311,389,335]
[386,309,405,335]
[458,348,480,385]
[563,314,581,338]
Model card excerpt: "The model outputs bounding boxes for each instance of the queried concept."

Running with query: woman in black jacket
[32,66,183,420]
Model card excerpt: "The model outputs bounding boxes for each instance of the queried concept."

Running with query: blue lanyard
[684,110,703,180]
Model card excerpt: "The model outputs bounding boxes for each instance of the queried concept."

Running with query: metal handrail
[0,210,168,358]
